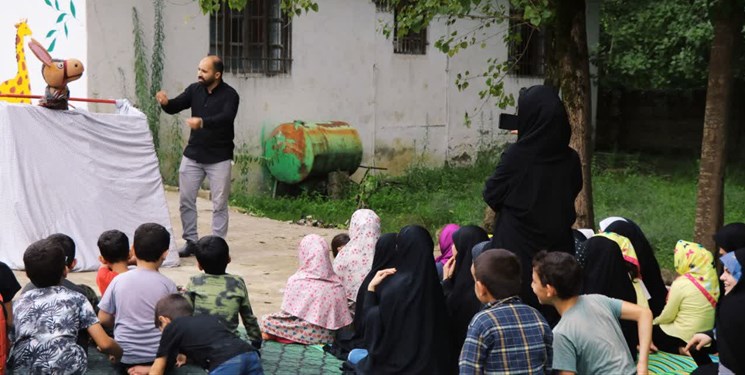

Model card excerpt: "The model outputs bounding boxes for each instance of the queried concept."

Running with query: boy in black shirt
[128,294,262,375]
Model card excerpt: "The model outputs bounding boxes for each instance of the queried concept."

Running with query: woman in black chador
[483,85,582,317]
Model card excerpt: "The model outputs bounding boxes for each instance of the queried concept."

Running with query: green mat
[648,351,718,375]
[261,341,343,375]
[59,344,732,375]
[86,340,343,374]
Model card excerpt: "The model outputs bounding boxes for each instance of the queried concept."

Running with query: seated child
[21,233,100,350]
[96,229,132,295]
[185,235,262,348]
[262,234,352,344]
[129,294,262,375]
[22,233,100,309]
[652,240,718,354]
[0,260,20,371]
[98,223,178,370]
[331,233,350,258]
[713,222,745,256]
[435,223,460,279]
[459,249,553,374]
[0,259,21,327]
[8,238,122,373]
[531,251,653,375]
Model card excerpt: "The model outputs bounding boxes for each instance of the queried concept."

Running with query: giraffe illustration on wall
[0,19,33,104]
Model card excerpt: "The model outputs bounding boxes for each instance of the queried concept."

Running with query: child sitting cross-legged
[98,223,178,371]
[8,238,122,373]
[459,248,553,374]
[127,294,263,375]
[532,251,653,375]
[330,233,350,258]
[184,235,262,348]
[96,229,132,295]
[22,233,100,309]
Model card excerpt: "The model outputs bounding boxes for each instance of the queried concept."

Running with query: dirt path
[12,190,343,317]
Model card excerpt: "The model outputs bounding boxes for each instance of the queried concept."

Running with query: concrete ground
[12,190,343,318]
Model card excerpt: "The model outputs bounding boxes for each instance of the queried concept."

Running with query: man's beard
[199,77,215,86]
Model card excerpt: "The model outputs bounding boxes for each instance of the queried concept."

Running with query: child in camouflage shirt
[186,235,262,348]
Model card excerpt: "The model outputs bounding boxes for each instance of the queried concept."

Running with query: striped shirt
[459,296,553,374]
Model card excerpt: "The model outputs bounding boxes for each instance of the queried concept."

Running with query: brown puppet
[27,38,83,110]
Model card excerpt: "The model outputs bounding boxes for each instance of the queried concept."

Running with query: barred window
[393,10,427,55]
[374,0,427,55]
[508,7,545,76]
[209,0,292,75]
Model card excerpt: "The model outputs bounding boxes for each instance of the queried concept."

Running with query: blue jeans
[348,349,368,365]
[210,352,263,375]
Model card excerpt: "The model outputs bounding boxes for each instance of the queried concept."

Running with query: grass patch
[230,152,745,272]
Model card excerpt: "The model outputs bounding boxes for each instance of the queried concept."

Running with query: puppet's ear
[28,38,53,66]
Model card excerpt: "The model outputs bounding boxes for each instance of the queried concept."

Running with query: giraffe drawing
[0,19,33,104]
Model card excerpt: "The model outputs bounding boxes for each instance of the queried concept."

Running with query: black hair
[331,233,350,257]
[532,250,583,299]
[46,233,76,268]
[133,223,170,262]
[24,238,66,288]
[154,294,194,329]
[210,55,224,75]
[195,235,230,275]
[474,249,521,300]
[97,230,130,263]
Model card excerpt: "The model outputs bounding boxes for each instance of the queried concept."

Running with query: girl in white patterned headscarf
[333,209,381,303]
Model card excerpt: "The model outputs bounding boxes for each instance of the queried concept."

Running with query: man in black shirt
[156,56,240,257]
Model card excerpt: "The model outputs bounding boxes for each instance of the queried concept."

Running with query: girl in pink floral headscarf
[261,234,352,344]
[333,209,381,302]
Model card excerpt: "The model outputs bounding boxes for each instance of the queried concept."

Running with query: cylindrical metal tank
[263,121,363,184]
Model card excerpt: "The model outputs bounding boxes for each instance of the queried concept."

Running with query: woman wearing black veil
[483,85,582,319]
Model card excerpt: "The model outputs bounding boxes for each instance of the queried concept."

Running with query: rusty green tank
[263,121,363,184]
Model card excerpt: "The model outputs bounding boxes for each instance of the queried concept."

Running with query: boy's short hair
[195,236,230,274]
[474,249,521,299]
[133,223,170,262]
[532,250,583,299]
[97,230,130,263]
[47,233,76,268]
[331,233,350,257]
[24,238,66,288]
[154,294,194,328]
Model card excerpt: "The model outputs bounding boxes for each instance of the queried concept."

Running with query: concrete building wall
[87,0,554,186]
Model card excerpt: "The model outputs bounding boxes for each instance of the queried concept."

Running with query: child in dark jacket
[129,294,263,375]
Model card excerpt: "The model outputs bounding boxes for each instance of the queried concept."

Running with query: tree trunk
[548,0,595,229]
[693,0,744,251]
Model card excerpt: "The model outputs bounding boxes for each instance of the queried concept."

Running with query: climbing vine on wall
[132,0,165,151]
[42,0,77,52]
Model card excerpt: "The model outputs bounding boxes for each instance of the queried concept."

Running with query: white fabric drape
[0,101,179,270]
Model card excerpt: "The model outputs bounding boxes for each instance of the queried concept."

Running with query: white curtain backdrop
[0,101,180,270]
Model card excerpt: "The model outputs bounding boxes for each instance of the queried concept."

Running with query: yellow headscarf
[674,240,720,302]
[597,232,640,277]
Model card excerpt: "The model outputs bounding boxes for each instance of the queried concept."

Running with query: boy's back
[9,286,98,373]
[99,268,177,364]
[552,294,635,374]
[187,273,261,343]
[460,296,553,374]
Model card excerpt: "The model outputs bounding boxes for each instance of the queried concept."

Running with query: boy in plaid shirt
[459,249,553,374]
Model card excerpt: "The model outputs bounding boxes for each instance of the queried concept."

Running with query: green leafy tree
[596,0,714,90]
